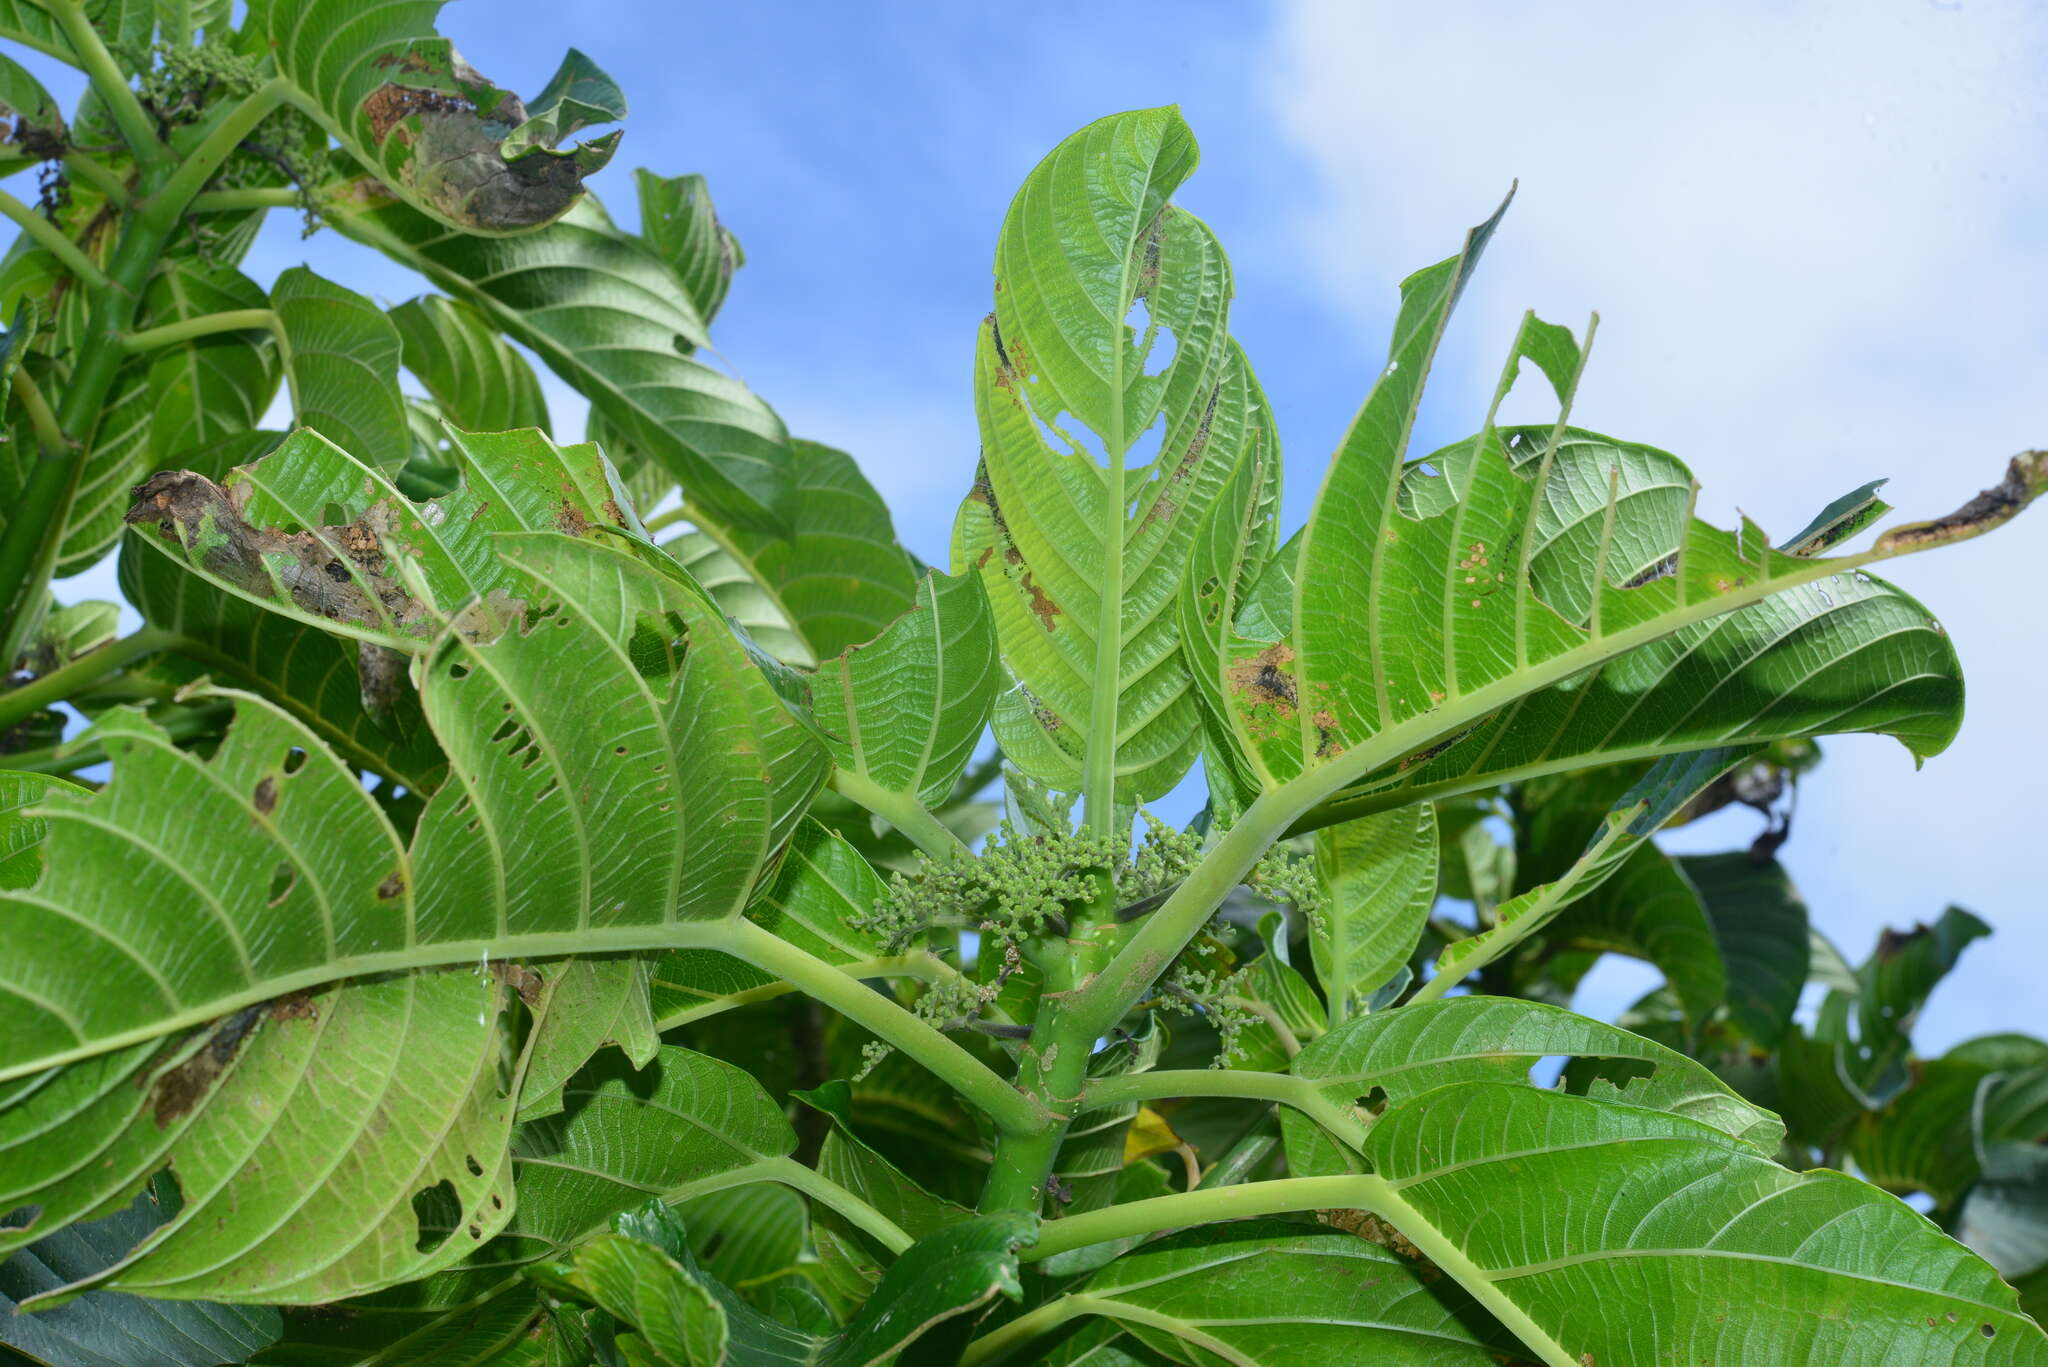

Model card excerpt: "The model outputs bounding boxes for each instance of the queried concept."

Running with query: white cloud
[1264,0,2048,1047]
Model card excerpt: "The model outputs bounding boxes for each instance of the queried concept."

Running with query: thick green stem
[120,308,275,354]
[0,189,108,288]
[649,949,992,1032]
[139,79,289,233]
[0,626,171,731]
[829,768,973,863]
[1023,1174,1387,1262]
[59,152,128,204]
[0,165,179,662]
[187,186,299,214]
[46,0,167,164]
[761,1156,912,1253]
[959,1294,1096,1367]
[720,917,1044,1134]
[3,699,231,776]
[10,368,62,451]
[1082,1069,1367,1153]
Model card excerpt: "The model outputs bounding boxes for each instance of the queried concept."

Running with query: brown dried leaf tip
[1875,450,2047,553]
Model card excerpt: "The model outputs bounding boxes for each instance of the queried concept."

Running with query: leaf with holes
[953,107,1260,805]
[324,187,793,535]
[1282,996,1782,1178]
[0,524,825,1088]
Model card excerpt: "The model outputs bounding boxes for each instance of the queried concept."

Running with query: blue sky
[50,2,2048,1047]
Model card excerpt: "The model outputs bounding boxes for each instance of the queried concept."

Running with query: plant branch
[719,917,1045,1134]
[1022,1174,1387,1262]
[959,1294,1097,1367]
[762,1156,913,1253]
[648,949,979,1032]
[187,186,302,214]
[0,626,171,731]
[44,0,166,163]
[0,188,108,288]
[140,78,290,232]
[57,151,128,204]
[2,699,231,776]
[1082,1069,1366,1152]
[119,308,275,353]
[9,366,63,453]
[830,767,973,863]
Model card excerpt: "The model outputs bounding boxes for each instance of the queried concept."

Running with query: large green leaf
[256,0,621,232]
[391,294,551,436]
[1309,804,1437,1027]
[0,519,825,1084]
[1283,996,1783,1178]
[635,170,742,325]
[323,189,793,535]
[142,260,281,466]
[1543,842,1727,1032]
[270,267,411,475]
[1181,214,2042,831]
[1031,1220,1517,1366]
[811,569,997,809]
[0,1182,280,1367]
[0,771,83,888]
[2,967,525,1304]
[1680,850,1809,1047]
[659,440,921,667]
[953,107,1257,805]
[1365,1083,2047,1366]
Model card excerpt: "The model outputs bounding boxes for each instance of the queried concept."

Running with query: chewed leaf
[125,424,637,652]
[0,531,825,1088]
[954,108,1262,804]
[261,3,622,232]
[1283,996,1782,1178]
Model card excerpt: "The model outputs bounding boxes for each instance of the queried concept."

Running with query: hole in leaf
[535,776,559,802]
[411,1180,460,1253]
[448,664,470,680]
[1,1204,42,1235]
[267,863,295,907]
[490,717,519,744]
[465,1154,483,1177]
[1356,1086,1389,1117]
[283,747,307,775]
[321,502,348,527]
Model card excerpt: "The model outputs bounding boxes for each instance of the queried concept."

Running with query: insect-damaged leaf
[0,526,826,1087]
[1281,996,1781,1178]
[2,968,523,1305]
[254,0,621,232]
[953,107,1263,804]
[123,423,634,653]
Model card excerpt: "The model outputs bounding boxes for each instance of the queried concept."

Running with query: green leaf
[0,1182,281,1367]
[636,170,743,325]
[325,190,793,535]
[1310,804,1438,1027]
[954,107,1256,804]
[270,267,411,475]
[1544,842,1726,1032]
[1185,250,2032,834]
[513,955,659,1122]
[1826,906,1991,1104]
[256,1,619,232]
[1365,1083,2047,1366]
[0,771,84,889]
[1284,996,1783,1177]
[647,818,894,1029]
[1051,1219,1517,1366]
[392,294,551,435]
[1679,851,1809,1047]
[659,440,921,667]
[1,520,825,1086]
[550,1232,727,1366]
[811,568,997,807]
[142,260,280,466]
[3,967,524,1304]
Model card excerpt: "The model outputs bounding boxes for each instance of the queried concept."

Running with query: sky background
[48,1,2047,1049]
